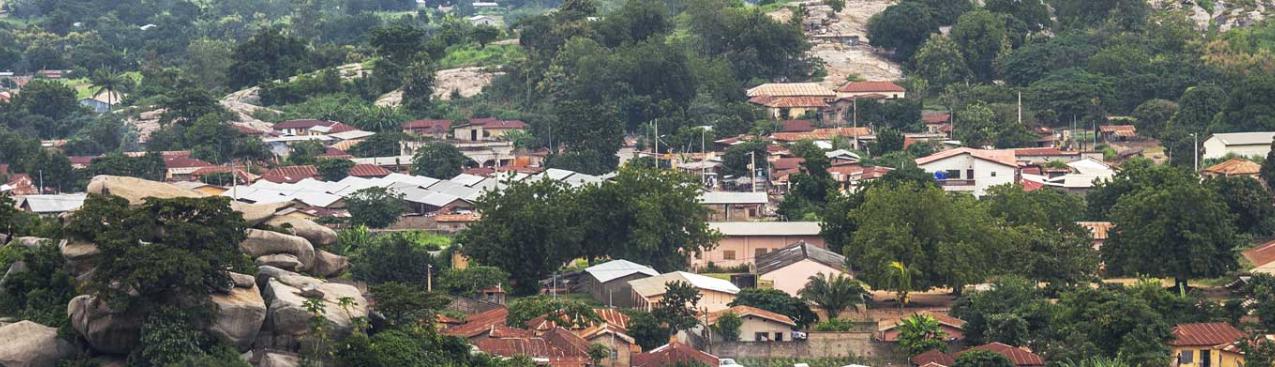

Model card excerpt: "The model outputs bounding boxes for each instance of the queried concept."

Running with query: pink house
[696,222,824,269]
[755,241,850,296]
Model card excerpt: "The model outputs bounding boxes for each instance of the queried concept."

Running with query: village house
[755,241,851,296]
[162,156,213,182]
[879,311,966,344]
[699,191,769,221]
[401,119,452,139]
[922,112,952,135]
[628,271,740,312]
[911,342,1045,367]
[836,81,907,100]
[1202,158,1262,178]
[524,308,637,367]
[259,164,391,184]
[1011,147,1084,165]
[631,342,720,367]
[454,118,528,142]
[1204,132,1275,160]
[700,305,798,342]
[1171,322,1246,367]
[780,119,816,133]
[827,163,892,192]
[1097,125,1138,142]
[1020,158,1115,195]
[15,193,86,216]
[272,119,356,136]
[746,83,836,121]
[578,259,659,308]
[915,148,1019,197]
[473,327,593,367]
[1076,221,1112,251]
[698,221,825,269]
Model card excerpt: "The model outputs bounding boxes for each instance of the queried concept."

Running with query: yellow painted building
[1171,323,1246,367]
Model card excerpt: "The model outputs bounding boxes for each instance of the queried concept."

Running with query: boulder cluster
[0,176,368,367]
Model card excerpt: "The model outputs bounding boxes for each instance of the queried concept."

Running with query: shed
[580,260,659,308]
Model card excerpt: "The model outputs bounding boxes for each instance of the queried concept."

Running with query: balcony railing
[937,179,976,187]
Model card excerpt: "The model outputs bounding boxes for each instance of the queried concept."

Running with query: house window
[990,171,997,177]
[755,248,768,258]
[755,332,769,341]
[1202,350,1212,367]
[1179,350,1194,365]
[943,170,961,179]
[774,332,783,342]
[966,169,974,179]
[723,250,736,260]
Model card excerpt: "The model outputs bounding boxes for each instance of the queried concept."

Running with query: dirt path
[771,0,903,88]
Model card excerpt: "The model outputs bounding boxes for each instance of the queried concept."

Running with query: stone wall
[709,331,895,360]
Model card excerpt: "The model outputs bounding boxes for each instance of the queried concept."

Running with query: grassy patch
[436,43,525,69]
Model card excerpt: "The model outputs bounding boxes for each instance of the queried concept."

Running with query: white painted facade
[916,154,1017,197]
[760,259,849,297]
[1203,135,1275,160]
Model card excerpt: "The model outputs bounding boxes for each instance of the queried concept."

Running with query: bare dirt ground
[772,0,902,88]
[375,66,505,107]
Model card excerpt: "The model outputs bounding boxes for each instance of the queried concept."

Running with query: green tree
[1051,287,1172,366]
[721,140,768,177]
[1131,99,1178,139]
[897,314,949,356]
[654,281,701,334]
[401,57,436,114]
[0,241,76,327]
[954,350,1013,367]
[471,25,500,48]
[317,159,355,181]
[11,79,84,123]
[289,141,326,166]
[350,233,440,286]
[577,167,718,271]
[88,69,134,110]
[950,10,1008,81]
[1170,84,1226,133]
[1240,338,1275,367]
[1213,75,1275,132]
[348,132,405,157]
[158,81,228,125]
[460,179,581,295]
[1103,174,1242,292]
[625,310,669,351]
[868,2,939,62]
[65,195,248,311]
[368,282,450,329]
[1263,139,1275,188]
[1207,175,1275,236]
[346,187,407,228]
[912,34,970,90]
[798,273,866,319]
[1027,68,1115,124]
[728,288,818,328]
[411,142,471,178]
[1085,159,1196,219]
[984,0,1050,34]
[843,183,1006,297]
[950,276,1053,346]
[505,295,599,328]
[711,312,742,341]
[551,100,622,174]
[438,265,508,297]
[904,0,972,25]
[87,153,167,181]
[228,27,312,88]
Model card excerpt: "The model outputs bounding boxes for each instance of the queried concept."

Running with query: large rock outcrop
[311,250,349,278]
[0,321,75,367]
[257,352,301,367]
[262,275,367,339]
[87,175,204,205]
[240,229,316,272]
[209,276,268,352]
[263,216,337,247]
[230,201,291,226]
[68,295,143,355]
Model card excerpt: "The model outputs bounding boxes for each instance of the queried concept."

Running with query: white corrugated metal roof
[709,221,821,236]
[699,191,768,205]
[18,193,87,213]
[628,271,740,297]
[328,130,375,140]
[1210,132,1275,146]
[450,173,487,187]
[585,259,659,283]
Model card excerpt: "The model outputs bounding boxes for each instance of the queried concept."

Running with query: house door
[1201,350,1211,367]
[470,129,478,141]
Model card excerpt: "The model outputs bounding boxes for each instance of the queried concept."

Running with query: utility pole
[38,170,43,194]
[701,126,709,185]
[1017,91,1023,125]
[1193,132,1199,172]
[747,151,757,193]
[426,264,433,292]
[852,97,859,149]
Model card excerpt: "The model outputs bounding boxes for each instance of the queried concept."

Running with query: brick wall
[708,331,896,361]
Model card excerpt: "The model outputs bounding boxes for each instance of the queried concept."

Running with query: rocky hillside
[1154,0,1272,31]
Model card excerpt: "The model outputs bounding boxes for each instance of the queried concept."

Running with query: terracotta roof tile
[915,148,1018,168]
[443,307,509,338]
[771,127,871,142]
[749,95,830,108]
[1204,159,1261,176]
[965,342,1045,366]
[1245,239,1275,268]
[911,349,955,367]
[1098,125,1137,137]
[1077,221,1113,241]
[163,156,214,169]
[707,305,796,326]
[402,119,452,132]
[349,163,391,178]
[923,112,951,124]
[260,165,319,184]
[780,120,816,132]
[632,342,719,367]
[1172,322,1247,347]
[838,81,906,93]
[746,83,836,97]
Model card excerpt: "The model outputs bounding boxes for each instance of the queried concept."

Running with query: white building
[1203,132,1275,160]
[915,148,1019,197]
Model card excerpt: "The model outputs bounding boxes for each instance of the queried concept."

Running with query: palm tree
[798,273,866,319]
[887,260,915,310]
[89,69,134,111]
[1057,356,1131,367]
[897,314,948,356]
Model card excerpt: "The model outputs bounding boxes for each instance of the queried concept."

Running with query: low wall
[709,331,894,360]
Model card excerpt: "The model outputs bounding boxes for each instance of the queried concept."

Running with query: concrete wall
[1203,139,1271,159]
[709,331,893,360]
[636,289,737,312]
[761,259,848,296]
[918,154,1016,197]
[694,235,826,268]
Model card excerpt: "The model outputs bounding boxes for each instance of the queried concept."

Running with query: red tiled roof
[349,163,391,178]
[444,307,509,338]
[1204,159,1261,176]
[1098,125,1137,137]
[748,95,829,108]
[771,157,804,171]
[880,311,966,342]
[260,165,319,184]
[838,81,906,93]
[771,127,872,142]
[322,147,352,158]
[5,174,37,195]
[780,120,816,132]
[402,119,452,131]
[163,156,214,169]
[915,148,1018,168]
[473,337,589,367]
[68,155,96,166]
[912,349,956,366]
[489,324,536,338]
[923,112,951,124]
[1021,179,1044,192]
[274,119,338,130]
[707,305,796,326]
[1012,147,1078,157]
[527,308,631,334]
[469,118,527,130]
[964,342,1045,366]
[1246,239,1275,268]
[1077,221,1113,241]
[632,342,719,367]
[435,213,481,223]
[861,166,892,180]
[1172,322,1247,347]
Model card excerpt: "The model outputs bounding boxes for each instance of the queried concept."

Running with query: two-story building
[915,148,1019,197]
[836,81,906,100]
[1171,322,1246,367]
[746,83,836,121]
[697,222,825,269]
[699,191,769,221]
[454,118,528,142]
